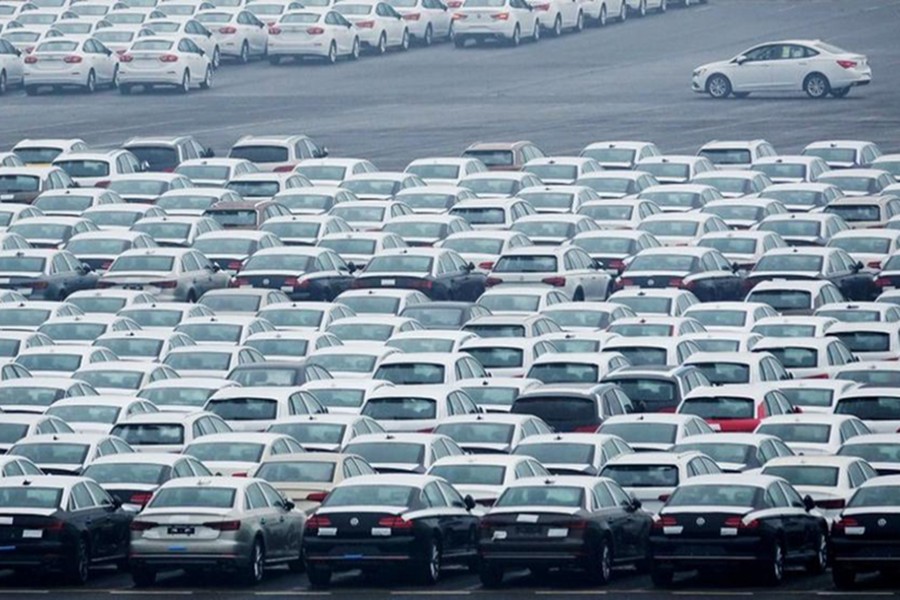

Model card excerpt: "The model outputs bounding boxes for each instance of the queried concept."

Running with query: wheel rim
[379,34,386,52]
[425,26,432,44]
[513,27,519,44]
[773,545,783,580]
[816,535,827,569]
[87,72,95,92]
[403,31,408,48]
[428,544,440,580]
[600,544,611,581]
[205,68,212,87]
[329,43,336,62]
[0,72,6,95]
[253,543,264,581]
[709,76,727,97]
[242,43,249,62]
[183,72,189,91]
[213,49,220,68]
[808,76,826,97]
[77,541,88,582]
[600,6,606,25]
[554,17,561,35]
[353,39,359,57]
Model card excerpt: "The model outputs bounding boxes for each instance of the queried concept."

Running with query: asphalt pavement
[2,0,900,168]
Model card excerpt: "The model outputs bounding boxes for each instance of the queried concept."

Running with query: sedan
[746,247,876,301]
[118,35,213,94]
[0,249,98,300]
[232,246,354,301]
[195,9,268,63]
[693,39,871,99]
[352,247,486,301]
[333,1,409,54]
[614,247,745,302]
[23,36,118,95]
[268,9,361,64]
[451,0,539,48]
[99,248,231,302]
[0,37,23,94]
[488,245,611,301]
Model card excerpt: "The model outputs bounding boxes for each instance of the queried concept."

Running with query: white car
[333,0,409,54]
[580,140,660,169]
[833,387,900,434]
[386,0,452,46]
[802,140,883,170]
[751,156,831,184]
[23,36,118,95]
[404,157,487,186]
[525,0,584,37]
[461,337,556,378]
[683,350,790,386]
[359,384,479,432]
[118,35,212,94]
[268,9,361,64]
[693,39,872,99]
[195,9,268,63]
[439,230,532,272]
[488,245,612,301]
[826,322,900,362]
[752,336,855,379]
[768,379,860,415]
[143,19,221,68]
[692,169,773,199]
[477,285,570,314]
[683,301,779,332]
[44,395,158,434]
[755,413,871,456]
[451,0,539,48]
[427,454,549,506]
[0,36,23,94]
[597,413,714,452]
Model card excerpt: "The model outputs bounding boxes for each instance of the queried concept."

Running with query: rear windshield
[668,484,758,507]
[766,347,818,369]
[229,146,289,163]
[361,397,436,420]
[465,347,523,368]
[691,362,750,385]
[528,363,599,384]
[602,465,679,487]
[342,442,424,465]
[0,487,62,509]
[493,255,557,273]
[150,487,235,509]
[746,290,811,311]
[830,331,890,353]
[514,443,594,464]
[110,424,184,445]
[763,465,838,487]
[781,388,834,408]
[373,364,444,385]
[324,484,415,507]
[185,442,264,463]
[495,486,584,508]
[206,398,277,421]
[429,464,505,486]
[847,485,900,508]
[434,423,514,445]
[255,461,335,483]
[679,397,755,420]
[462,149,513,167]
[756,423,830,444]
[512,396,596,423]
[835,396,900,420]
[12,443,88,465]
[599,422,676,445]
[82,463,167,485]
[698,149,751,165]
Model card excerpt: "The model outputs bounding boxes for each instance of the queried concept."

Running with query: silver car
[129,476,305,586]
[99,248,232,302]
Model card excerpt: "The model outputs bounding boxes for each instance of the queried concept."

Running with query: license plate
[21,530,42,539]
[167,526,195,535]
[0,195,12,201]
[0,279,8,285]
[124,285,144,290]
[281,285,294,292]
[382,278,396,286]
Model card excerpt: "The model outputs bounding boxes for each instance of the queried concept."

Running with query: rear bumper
[650,536,768,568]
[119,69,183,86]
[303,536,420,569]
[0,541,71,570]
[268,41,330,57]
[832,538,900,569]
[130,539,250,571]
[479,540,587,567]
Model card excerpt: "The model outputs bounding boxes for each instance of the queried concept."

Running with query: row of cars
[0,131,899,590]
[0,0,698,95]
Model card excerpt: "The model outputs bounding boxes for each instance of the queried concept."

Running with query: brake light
[567,519,589,530]
[63,55,83,63]
[668,277,683,288]
[573,424,597,433]
[837,60,857,69]
[876,277,891,288]
[306,515,331,530]
[159,54,178,63]
[491,11,509,19]
[532,2,549,9]
[652,515,677,529]
[231,277,249,287]
[129,492,153,506]
[306,492,328,503]
[403,12,420,19]
[657,494,670,502]
[154,280,177,289]
[306,26,325,34]
[130,521,157,531]
[447,0,462,6]
[378,516,414,530]
[451,12,466,19]
[804,373,830,379]
[723,516,759,529]
[478,261,494,270]
[37,519,66,532]
[418,427,434,433]
[24,55,37,64]
[541,276,566,287]
[606,259,624,271]
[867,260,881,269]
[815,498,845,510]
[219,26,237,34]
[283,277,299,287]
[97,280,115,288]
[616,278,634,288]
[119,53,133,62]
[232,472,247,478]
[203,520,241,531]
[409,279,433,291]
[274,165,295,172]
[24,46,34,54]
[116,49,127,55]
[226,261,243,270]
[268,26,281,34]
[101,261,113,270]
[96,180,110,188]
[833,516,857,532]
[485,276,503,287]
[356,19,374,27]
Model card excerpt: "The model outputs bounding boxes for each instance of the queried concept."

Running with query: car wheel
[377,32,387,54]
[132,568,156,587]
[111,65,119,89]
[684,0,692,5]
[807,530,827,574]
[530,21,539,42]
[588,538,613,584]
[804,72,830,99]
[831,86,850,98]
[551,15,562,36]
[658,0,666,12]
[239,41,250,64]
[307,564,332,587]
[400,29,410,50]
[510,24,521,46]
[763,541,785,586]
[0,70,7,96]
[212,47,221,69]
[574,10,583,30]
[418,538,441,585]
[186,290,197,303]
[67,538,90,585]
[240,539,265,585]
[638,0,646,16]
[573,287,585,302]
[179,70,190,94]
[597,4,607,26]
[479,563,504,588]
[423,24,433,46]
[326,41,337,64]
[706,73,731,98]
[84,70,96,94]
[833,566,856,589]
[650,566,673,587]
[618,0,626,20]
[288,546,305,573]
[200,66,212,90]
[350,37,360,59]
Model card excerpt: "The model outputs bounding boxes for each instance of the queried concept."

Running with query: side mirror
[347,262,357,274]
[591,259,601,270]
[792,405,803,414]
[734,54,748,65]
[283,500,295,511]
[80,263,93,274]
[628,497,642,512]
[319,146,329,158]
[140,161,150,172]
[466,262,475,272]
[202,147,215,158]
[212,262,221,272]
[732,262,740,273]
[803,494,815,512]
[854,261,864,272]
[464,494,476,511]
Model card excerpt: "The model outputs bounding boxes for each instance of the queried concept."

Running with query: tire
[350,37,360,59]
[639,0,647,16]
[418,538,441,585]
[199,66,212,89]
[240,539,265,585]
[574,10,583,30]
[307,564,332,588]
[84,70,96,94]
[619,0,626,21]
[807,531,828,574]
[111,66,119,89]
[706,73,731,98]
[831,86,850,98]
[833,566,856,589]
[423,24,433,46]
[377,32,387,54]
[530,21,539,42]
[239,41,250,64]
[178,70,190,94]
[587,538,613,585]
[762,541,785,586]
[597,4,607,26]
[326,42,337,64]
[479,563,504,588]
[66,538,90,585]
[551,15,562,37]
[573,287,585,302]
[0,70,7,96]
[650,566,673,588]
[212,47,221,69]
[658,0,666,12]
[509,25,520,47]
[400,29,410,50]
[132,568,156,587]
[804,72,830,99]
[186,290,197,303]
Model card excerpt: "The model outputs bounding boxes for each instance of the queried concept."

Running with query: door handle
[260,518,267,525]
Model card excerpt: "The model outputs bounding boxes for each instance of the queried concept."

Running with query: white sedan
[0,37,23,94]
[333,1,409,54]
[195,9,268,63]
[693,39,872,99]
[143,19,221,68]
[452,0,539,48]
[118,36,212,94]
[23,36,118,95]
[386,0,452,46]
[268,9,360,64]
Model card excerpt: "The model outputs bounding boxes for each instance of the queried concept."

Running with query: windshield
[600,422,676,444]
[0,487,62,510]
[756,423,831,444]
[331,205,386,222]
[12,443,88,465]
[461,150,512,167]
[66,239,132,256]
[362,397,436,420]
[764,190,826,207]
[40,323,107,342]
[17,353,86,373]
[525,165,577,181]
[149,487,236,509]
[174,167,230,183]
[343,442,424,465]
[45,405,120,424]
[763,465,838,487]
[753,323,816,337]
[119,308,183,329]
[602,465,679,487]
[835,396,900,420]
[579,204,634,220]
[186,442,264,463]
[767,347,818,369]
[206,398,277,421]
[82,463,167,485]
[839,443,900,464]
[680,397,754,420]
[691,362,750,385]
[328,323,394,342]
[255,461,335,483]
[780,388,834,408]
[495,486,584,508]
[0,423,29,444]
[667,484,758,507]
[614,347,667,366]
[110,424,184,445]
[450,207,506,225]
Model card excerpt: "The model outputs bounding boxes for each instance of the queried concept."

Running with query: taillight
[377,516,414,530]
[274,165,295,173]
[833,516,857,532]
[876,277,891,288]
[403,12,420,19]
[24,55,38,64]
[447,0,462,6]
[616,278,634,288]
[63,55,83,64]
[231,277,249,287]
[572,424,597,433]
[804,373,830,379]
[283,276,299,287]
[219,26,237,34]
[306,26,324,34]
[130,521,157,531]
[541,276,566,287]
[815,498,846,510]
[96,180,110,188]
[36,519,66,532]
[491,12,509,19]
[159,54,178,63]
[227,260,243,270]
[451,12,466,19]
[306,515,331,530]
[606,259,624,271]
[837,60,857,69]
[24,46,35,54]
[119,53,133,62]
[485,276,503,287]
[116,49,127,55]
[32,281,49,290]
[478,261,494,270]
[723,516,759,530]
[129,492,153,506]
[154,280,177,289]
[232,472,248,478]
[668,277,683,288]
[203,520,241,531]
[268,26,281,34]
[306,491,328,503]
[356,19,374,27]
[867,260,882,269]
[533,2,549,9]
[97,280,115,288]
[100,261,113,270]
[409,279,433,291]
[652,515,677,529]
[657,494,670,502]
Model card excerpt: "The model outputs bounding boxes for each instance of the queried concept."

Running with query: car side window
[593,482,615,508]
[70,483,95,511]
[245,484,267,510]
[423,483,447,508]
[766,483,789,508]
[260,483,286,508]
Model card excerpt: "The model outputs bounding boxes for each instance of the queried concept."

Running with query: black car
[602,366,711,413]
[649,474,827,587]
[0,249,98,301]
[0,476,133,584]
[351,248,486,302]
[745,247,876,301]
[511,384,634,433]
[831,477,900,588]
[232,247,354,302]
[225,361,333,387]
[302,474,479,587]
[613,247,745,302]
[400,301,492,330]
[478,476,652,587]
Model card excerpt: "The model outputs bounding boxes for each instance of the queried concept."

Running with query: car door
[85,479,130,560]
[259,481,296,559]
[245,483,285,558]
[771,43,818,90]
[425,0,450,37]
[729,44,778,91]
[592,481,635,558]
[68,481,112,558]
[1,40,23,84]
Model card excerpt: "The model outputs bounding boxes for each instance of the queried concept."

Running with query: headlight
[693,68,706,77]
